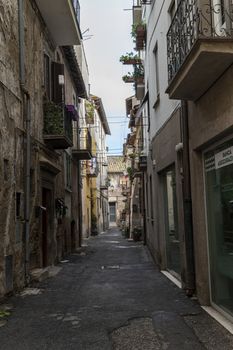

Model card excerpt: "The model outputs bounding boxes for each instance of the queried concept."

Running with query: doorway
[163,166,181,277]
[109,202,116,223]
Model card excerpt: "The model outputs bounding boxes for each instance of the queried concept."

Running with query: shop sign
[215,146,233,169]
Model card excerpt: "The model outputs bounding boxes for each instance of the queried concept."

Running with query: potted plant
[122,66,144,84]
[131,22,146,51]
[122,73,135,83]
[120,52,142,65]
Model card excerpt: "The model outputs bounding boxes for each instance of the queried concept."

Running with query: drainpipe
[18,0,31,282]
[181,101,195,295]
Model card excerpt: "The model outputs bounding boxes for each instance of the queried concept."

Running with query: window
[4,159,9,181]
[16,192,21,218]
[65,153,72,190]
[153,43,160,107]
[51,62,64,105]
[43,54,50,99]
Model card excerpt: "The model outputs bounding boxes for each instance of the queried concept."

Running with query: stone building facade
[0,0,87,297]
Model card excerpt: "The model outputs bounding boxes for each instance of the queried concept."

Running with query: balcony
[122,65,144,84]
[166,0,233,100]
[120,53,142,65]
[72,128,92,160]
[43,101,73,149]
[35,0,81,45]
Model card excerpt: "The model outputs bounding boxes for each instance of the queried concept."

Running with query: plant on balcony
[122,73,135,83]
[43,100,64,135]
[131,22,146,50]
[120,52,142,65]
[122,65,144,84]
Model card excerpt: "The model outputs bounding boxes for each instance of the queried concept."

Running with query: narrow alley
[0,228,232,350]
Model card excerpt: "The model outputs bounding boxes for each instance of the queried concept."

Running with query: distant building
[108,156,129,227]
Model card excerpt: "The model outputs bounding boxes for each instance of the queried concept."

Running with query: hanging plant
[120,52,142,65]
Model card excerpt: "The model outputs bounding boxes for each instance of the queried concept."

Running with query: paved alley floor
[1,227,233,349]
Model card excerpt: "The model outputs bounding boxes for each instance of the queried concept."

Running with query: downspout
[181,101,195,295]
[18,0,31,282]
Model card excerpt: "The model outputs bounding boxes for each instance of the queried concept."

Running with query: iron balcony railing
[167,0,233,83]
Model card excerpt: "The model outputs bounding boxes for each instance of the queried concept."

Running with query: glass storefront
[164,167,181,276]
[205,140,233,317]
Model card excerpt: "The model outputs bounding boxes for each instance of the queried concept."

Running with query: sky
[79,0,135,155]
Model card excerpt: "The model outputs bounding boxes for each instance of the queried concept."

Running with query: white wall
[143,1,180,140]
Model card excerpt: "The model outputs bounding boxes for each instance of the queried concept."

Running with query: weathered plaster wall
[0,1,23,296]
[0,0,83,297]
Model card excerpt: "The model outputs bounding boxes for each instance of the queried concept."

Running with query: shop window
[205,141,233,317]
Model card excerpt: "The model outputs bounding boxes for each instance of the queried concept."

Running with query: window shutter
[51,62,64,105]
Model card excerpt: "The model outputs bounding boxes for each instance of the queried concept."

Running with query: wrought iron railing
[167,0,233,82]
